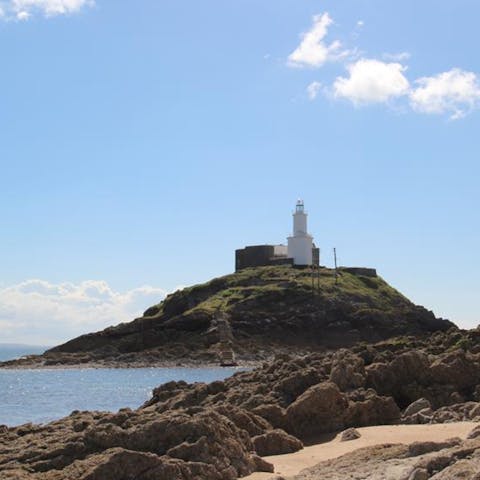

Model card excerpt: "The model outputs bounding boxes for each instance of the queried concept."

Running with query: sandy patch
[244,422,477,479]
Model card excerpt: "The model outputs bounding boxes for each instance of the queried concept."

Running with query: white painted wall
[293,211,307,235]
[273,245,288,257]
[288,235,313,265]
[287,200,314,265]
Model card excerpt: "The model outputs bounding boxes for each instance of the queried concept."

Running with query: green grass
[146,265,413,320]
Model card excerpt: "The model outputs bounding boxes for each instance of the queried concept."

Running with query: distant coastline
[0,344,49,362]
[0,357,259,370]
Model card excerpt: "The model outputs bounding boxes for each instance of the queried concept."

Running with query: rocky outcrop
[0,265,455,368]
[289,433,480,480]
[0,407,273,480]
[5,334,480,478]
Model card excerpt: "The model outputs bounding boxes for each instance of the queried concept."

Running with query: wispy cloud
[410,68,480,120]
[0,0,94,20]
[383,52,411,62]
[333,58,410,105]
[306,81,322,100]
[287,13,348,68]
[0,279,176,344]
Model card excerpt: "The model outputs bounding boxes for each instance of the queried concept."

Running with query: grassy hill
[1,266,455,367]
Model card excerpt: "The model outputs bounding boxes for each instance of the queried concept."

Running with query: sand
[244,422,477,479]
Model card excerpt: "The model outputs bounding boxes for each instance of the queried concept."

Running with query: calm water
[0,347,242,426]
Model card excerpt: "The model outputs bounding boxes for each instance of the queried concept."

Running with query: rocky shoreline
[0,357,258,370]
[3,329,480,479]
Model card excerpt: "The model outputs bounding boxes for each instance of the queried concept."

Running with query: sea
[0,345,243,427]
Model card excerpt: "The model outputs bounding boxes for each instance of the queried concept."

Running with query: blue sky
[0,0,479,344]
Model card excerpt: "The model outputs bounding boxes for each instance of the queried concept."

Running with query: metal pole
[334,247,338,284]
[317,248,321,290]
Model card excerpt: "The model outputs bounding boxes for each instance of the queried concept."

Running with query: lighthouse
[235,199,319,270]
[287,199,314,265]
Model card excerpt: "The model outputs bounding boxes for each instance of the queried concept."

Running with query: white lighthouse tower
[287,199,314,265]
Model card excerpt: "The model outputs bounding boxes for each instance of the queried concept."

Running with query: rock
[250,454,274,473]
[251,404,286,429]
[274,368,324,403]
[429,350,480,390]
[407,438,461,457]
[214,405,271,436]
[366,351,431,405]
[468,425,480,439]
[404,398,432,417]
[329,350,366,391]
[288,438,480,480]
[85,408,258,478]
[8,329,480,480]
[402,401,434,424]
[408,468,429,480]
[430,402,480,423]
[285,382,348,438]
[340,427,361,441]
[252,429,303,456]
[416,407,434,424]
[345,391,400,427]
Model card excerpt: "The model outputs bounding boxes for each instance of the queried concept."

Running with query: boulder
[345,391,400,427]
[285,382,348,438]
[340,428,361,442]
[85,408,259,479]
[251,404,286,429]
[273,368,324,403]
[366,351,430,402]
[403,398,432,418]
[62,448,212,480]
[252,429,303,456]
[250,454,275,473]
[329,350,366,391]
[429,350,480,390]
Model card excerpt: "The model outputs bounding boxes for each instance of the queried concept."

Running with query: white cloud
[288,13,347,68]
[0,279,174,345]
[288,14,478,120]
[0,0,93,20]
[333,58,410,105]
[306,81,322,100]
[16,10,29,19]
[410,68,480,119]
